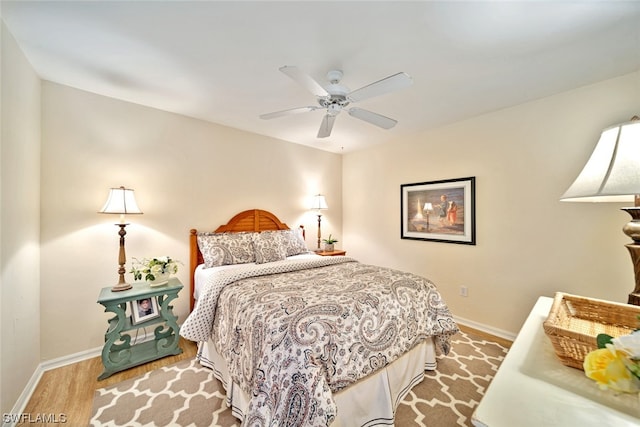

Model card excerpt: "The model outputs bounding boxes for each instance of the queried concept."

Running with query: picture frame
[401,177,476,245]
[130,296,160,325]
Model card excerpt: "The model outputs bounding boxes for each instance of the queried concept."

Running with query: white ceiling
[2,1,640,153]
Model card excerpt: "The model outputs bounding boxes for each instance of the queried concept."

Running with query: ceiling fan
[260,66,413,138]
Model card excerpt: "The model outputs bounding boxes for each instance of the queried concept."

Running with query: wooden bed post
[189,229,200,311]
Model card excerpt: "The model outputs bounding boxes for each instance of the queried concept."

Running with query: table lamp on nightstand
[560,116,640,305]
[310,194,328,250]
[99,186,143,292]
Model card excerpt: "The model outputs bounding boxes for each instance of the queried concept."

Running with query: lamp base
[623,207,640,306]
[316,214,322,251]
[625,243,640,305]
[111,271,132,292]
[111,282,132,292]
[111,223,132,292]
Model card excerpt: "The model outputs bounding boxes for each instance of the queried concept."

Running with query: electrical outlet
[460,285,468,297]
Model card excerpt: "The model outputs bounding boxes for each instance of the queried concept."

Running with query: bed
[180,209,459,426]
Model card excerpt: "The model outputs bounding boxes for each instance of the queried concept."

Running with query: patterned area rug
[90,330,508,426]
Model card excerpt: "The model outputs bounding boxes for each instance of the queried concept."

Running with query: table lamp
[310,194,328,250]
[99,186,143,291]
[560,116,640,304]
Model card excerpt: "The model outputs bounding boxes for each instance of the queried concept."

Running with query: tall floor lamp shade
[99,186,143,292]
[310,194,328,250]
[560,116,640,304]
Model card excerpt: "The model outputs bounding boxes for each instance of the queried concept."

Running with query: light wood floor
[17,337,197,427]
[17,325,509,427]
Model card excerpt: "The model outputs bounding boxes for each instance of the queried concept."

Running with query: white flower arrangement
[130,256,181,282]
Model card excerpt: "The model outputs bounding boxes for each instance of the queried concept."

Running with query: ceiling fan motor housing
[319,69,350,115]
[324,70,349,98]
[327,102,342,116]
[319,94,348,112]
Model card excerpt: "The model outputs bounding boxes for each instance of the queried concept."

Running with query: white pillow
[280,229,308,256]
[197,232,256,268]
[253,231,287,264]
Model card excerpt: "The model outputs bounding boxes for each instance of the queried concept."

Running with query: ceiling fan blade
[279,66,329,97]
[348,108,397,129]
[259,106,319,120]
[317,114,336,138]
[347,72,413,103]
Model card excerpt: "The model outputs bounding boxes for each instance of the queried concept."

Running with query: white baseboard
[40,345,103,371]
[454,315,517,342]
[40,327,161,370]
[2,366,43,427]
[3,345,103,427]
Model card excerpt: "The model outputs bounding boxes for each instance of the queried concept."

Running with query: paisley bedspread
[181,257,458,426]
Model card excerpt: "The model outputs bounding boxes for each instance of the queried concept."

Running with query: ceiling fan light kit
[260,66,413,138]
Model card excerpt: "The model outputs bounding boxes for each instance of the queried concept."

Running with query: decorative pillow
[197,232,256,268]
[279,229,308,256]
[253,231,287,264]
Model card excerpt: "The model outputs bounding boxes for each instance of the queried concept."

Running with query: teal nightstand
[96,277,183,380]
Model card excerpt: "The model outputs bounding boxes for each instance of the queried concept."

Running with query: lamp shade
[561,118,640,203]
[424,202,434,211]
[310,194,328,210]
[99,186,143,214]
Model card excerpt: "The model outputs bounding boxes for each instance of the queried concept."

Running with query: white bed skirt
[197,337,437,426]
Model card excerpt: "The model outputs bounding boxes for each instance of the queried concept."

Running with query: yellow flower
[584,347,639,393]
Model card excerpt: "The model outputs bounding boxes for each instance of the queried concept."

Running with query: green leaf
[596,333,613,349]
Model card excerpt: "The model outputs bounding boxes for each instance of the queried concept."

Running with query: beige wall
[343,71,640,337]
[39,82,342,360]
[1,22,42,414]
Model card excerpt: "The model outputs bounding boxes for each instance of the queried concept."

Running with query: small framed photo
[401,177,476,245]
[130,297,160,325]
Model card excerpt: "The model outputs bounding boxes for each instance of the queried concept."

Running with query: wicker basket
[542,292,640,370]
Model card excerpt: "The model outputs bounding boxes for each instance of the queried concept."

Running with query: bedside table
[96,277,183,380]
[316,249,346,256]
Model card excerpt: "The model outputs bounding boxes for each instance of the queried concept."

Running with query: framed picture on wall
[401,177,476,245]
[130,296,160,325]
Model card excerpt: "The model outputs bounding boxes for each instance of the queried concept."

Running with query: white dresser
[472,296,640,427]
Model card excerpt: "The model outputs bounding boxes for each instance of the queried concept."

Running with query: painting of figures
[401,177,475,244]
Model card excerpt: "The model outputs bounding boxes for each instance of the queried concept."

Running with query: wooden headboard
[189,209,294,310]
